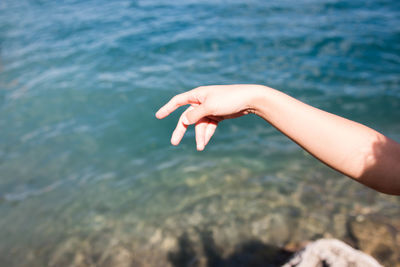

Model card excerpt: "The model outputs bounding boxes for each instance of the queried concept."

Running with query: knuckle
[170,95,178,103]
[170,95,181,105]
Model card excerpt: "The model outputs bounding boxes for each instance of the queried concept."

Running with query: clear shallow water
[0,0,399,266]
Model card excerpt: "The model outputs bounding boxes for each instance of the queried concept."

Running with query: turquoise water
[0,0,399,266]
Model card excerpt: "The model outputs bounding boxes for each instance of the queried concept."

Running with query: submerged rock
[347,215,400,267]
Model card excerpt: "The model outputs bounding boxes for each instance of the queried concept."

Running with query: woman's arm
[156,84,400,195]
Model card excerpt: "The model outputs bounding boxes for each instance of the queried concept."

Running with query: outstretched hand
[155,85,265,150]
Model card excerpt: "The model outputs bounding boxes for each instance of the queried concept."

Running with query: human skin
[156,84,400,195]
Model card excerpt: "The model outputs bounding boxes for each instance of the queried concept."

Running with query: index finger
[155,91,199,119]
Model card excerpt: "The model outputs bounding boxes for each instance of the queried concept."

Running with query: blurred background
[0,0,399,266]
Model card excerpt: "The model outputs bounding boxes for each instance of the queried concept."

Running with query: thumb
[183,105,208,125]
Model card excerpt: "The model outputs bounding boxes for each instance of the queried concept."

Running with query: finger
[195,118,208,151]
[156,91,199,119]
[171,106,193,146]
[184,105,209,125]
[204,119,218,146]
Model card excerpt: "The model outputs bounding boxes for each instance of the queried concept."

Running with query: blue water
[0,0,399,266]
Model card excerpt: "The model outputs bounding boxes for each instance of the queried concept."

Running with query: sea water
[0,0,399,266]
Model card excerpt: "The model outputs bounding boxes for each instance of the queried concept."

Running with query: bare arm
[156,84,400,195]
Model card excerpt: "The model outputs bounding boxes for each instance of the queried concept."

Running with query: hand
[156,84,266,150]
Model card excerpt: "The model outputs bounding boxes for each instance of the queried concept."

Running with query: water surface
[0,0,399,266]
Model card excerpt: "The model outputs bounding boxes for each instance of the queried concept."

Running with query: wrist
[247,85,273,118]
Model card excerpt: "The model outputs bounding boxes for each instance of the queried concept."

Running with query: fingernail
[197,144,204,151]
[182,116,189,125]
[171,134,178,145]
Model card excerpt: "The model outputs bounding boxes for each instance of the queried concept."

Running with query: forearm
[252,86,400,195]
